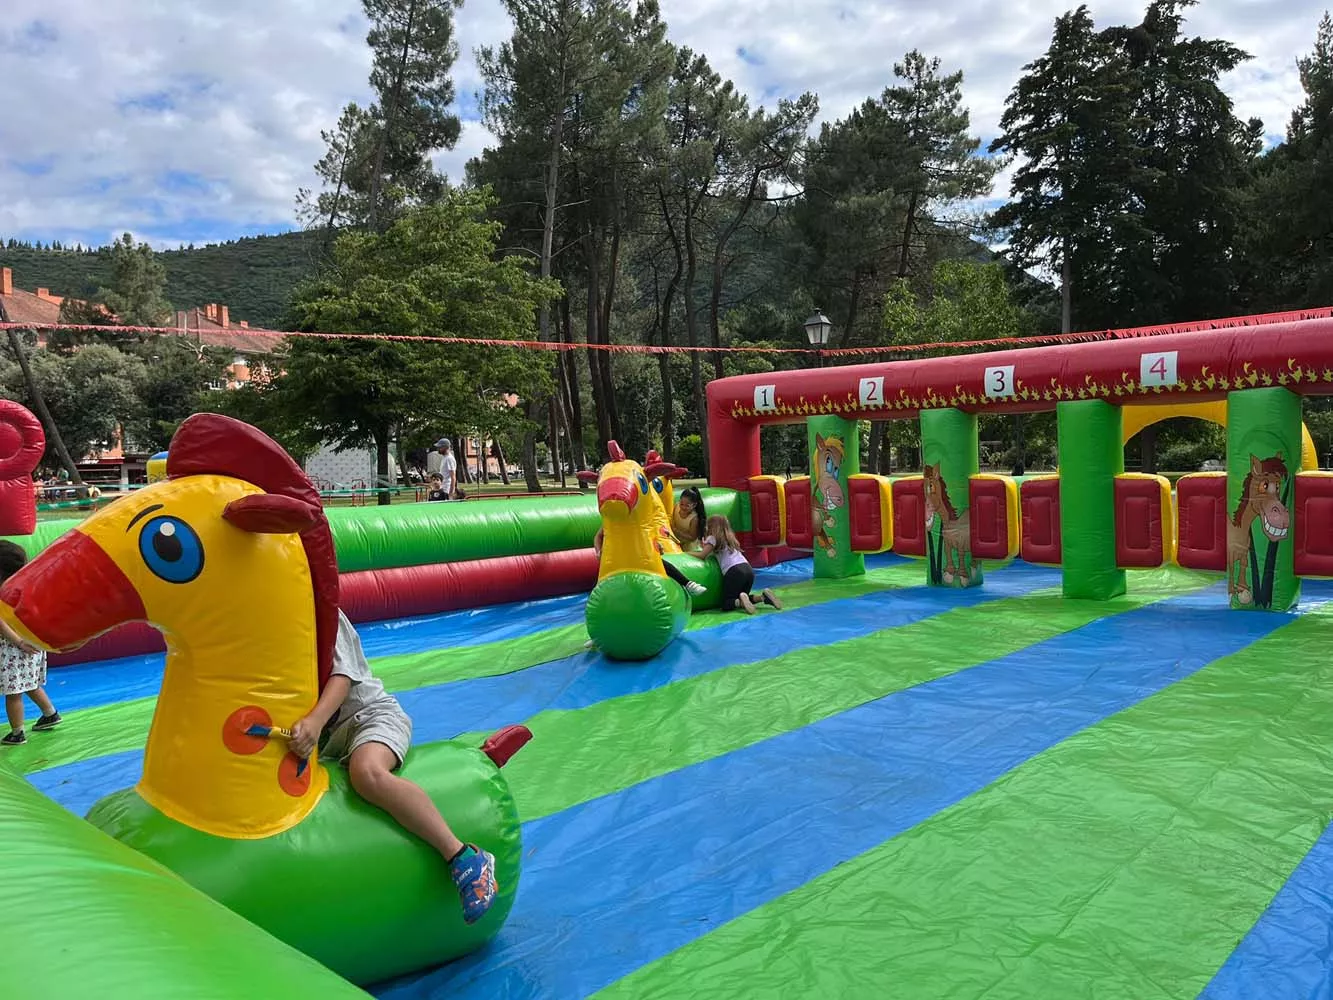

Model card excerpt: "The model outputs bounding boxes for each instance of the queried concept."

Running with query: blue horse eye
[139,516,205,584]
[637,474,649,493]
[652,477,664,493]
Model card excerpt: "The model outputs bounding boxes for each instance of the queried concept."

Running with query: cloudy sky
[0,0,1326,250]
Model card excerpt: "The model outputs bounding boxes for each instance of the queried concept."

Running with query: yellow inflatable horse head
[577,441,679,581]
[0,413,340,839]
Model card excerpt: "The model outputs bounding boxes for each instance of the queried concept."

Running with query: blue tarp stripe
[30,556,986,814]
[41,555,837,716]
[374,585,1318,1000]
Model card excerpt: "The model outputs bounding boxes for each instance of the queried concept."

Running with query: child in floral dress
[0,541,61,745]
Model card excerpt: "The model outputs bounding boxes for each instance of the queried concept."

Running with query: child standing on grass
[696,515,782,615]
[0,541,61,746]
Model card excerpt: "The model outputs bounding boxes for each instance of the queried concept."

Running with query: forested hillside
[0,231,321,328]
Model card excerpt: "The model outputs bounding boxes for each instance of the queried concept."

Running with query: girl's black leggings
[721,564,756,611]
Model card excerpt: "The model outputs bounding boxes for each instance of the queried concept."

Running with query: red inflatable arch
[0,401,44,536]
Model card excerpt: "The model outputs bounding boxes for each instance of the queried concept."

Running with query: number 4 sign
[859,377,884,407]
[1140,351,1178,388]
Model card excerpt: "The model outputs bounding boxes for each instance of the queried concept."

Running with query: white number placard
[1140,351,1178,387]
[859,377,885,407]
[984,365,1016,398]
[753,384,777,413]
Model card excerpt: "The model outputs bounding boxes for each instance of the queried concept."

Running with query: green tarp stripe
[467,570,1211,825]
[14,561,926,776]
[596,602,1333,1000]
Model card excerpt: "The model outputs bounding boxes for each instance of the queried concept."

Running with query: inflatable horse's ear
[575,470,599,484]
[607,441,626,462]
[643,462,676,479]
[223,494,320,534]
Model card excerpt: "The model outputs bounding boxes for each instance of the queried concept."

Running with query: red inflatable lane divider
[338,548,600,624]
[50,548,602,666]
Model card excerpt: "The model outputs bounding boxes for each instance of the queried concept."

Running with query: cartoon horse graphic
[923,462,971,585]
[1227,452,1290,607]
[813,433,845,558]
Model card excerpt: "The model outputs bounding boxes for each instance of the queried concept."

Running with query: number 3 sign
[984,365,1016,398]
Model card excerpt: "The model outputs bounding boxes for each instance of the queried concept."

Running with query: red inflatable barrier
[1114,474,1173,569]
[784,477,813,550]
[1020,477,1061,565]
[892,477,926,557]
[1294,472,1333,577]
[1175,473,1227,572]
[747,476,785,547]
[969,476,1019,560]
[848,475,891,554]
[0,401,44,536]
[339,548,600,624]
[48,622,165,667]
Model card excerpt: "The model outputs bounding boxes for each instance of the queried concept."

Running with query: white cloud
[0,0,1327,249]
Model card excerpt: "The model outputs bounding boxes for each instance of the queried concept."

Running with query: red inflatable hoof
[481,725,532,768]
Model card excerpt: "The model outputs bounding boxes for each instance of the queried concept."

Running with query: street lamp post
[803,309,832,367]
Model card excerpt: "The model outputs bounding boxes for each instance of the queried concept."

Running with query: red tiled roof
[0,288,61,326]
[173,307,283,355]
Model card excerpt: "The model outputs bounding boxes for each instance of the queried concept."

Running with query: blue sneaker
[450,845,498,924]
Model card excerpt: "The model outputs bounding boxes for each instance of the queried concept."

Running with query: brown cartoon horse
[923,463,971,585]
[1227,452,1290,606]
[813,433,845,559]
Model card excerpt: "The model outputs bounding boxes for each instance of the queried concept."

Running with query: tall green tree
[989,7,1132,332]
[57,233,173,334]
[1244,13,1333,308]
[277,188,559,502]
[301,0,463,232]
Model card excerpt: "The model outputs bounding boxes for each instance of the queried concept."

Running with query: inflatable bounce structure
[10,309,1333,997]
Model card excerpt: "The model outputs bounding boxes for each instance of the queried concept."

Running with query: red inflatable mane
[165,413,339,691]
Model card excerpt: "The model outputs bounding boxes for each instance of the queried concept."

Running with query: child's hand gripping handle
[245,723,309,777]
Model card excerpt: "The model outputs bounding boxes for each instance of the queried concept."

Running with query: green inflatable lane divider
[808,415,862,579]
[10,489,750,574]
[585,571,690,660]
[662,553,723,610]
[1057,399,1125,600]
[1226,387,1302,611]
[86,737,524,987]
[920,407,982,589]
[596,588,1325,1000]
[17,561,930,776]
[476,567,1213,825]
[0,761,366,996]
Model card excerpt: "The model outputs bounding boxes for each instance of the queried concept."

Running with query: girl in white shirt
[697,515,782,615]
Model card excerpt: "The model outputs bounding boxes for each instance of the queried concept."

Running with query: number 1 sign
[753,384,777,413]
[1140,351,1178,388]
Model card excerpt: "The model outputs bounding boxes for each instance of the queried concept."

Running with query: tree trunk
[866,422,883,473]
[454,436,472,484]
[493,437,511,486]
[1061,244,1072,334]
[368,0,418,231]
[897,189,921,279]
[1,324,88,496]
[583,244,613,457]
[548,398,565,488]
[522,399,542,493]
[560,296,586,471]
[374,428,391,506]
[709,167,765,382]
[682,193,708,475]
[600,215,623,444]
[1141,425,1158,475]
[657,189,684,461]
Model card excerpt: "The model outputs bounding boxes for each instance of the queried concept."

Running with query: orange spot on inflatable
[278,751,311,798]
[222,705,272,756]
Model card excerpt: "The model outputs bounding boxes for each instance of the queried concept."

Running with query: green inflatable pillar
[1057,399,1125,600]
[808,415,863,579]
[1225,387,1302,611]
[920,408,983,588]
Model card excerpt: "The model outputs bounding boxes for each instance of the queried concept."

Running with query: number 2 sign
[1140,351,1178,388]
[859,377,884,407]
[983,365,1016,398]
[753,384,777,413]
